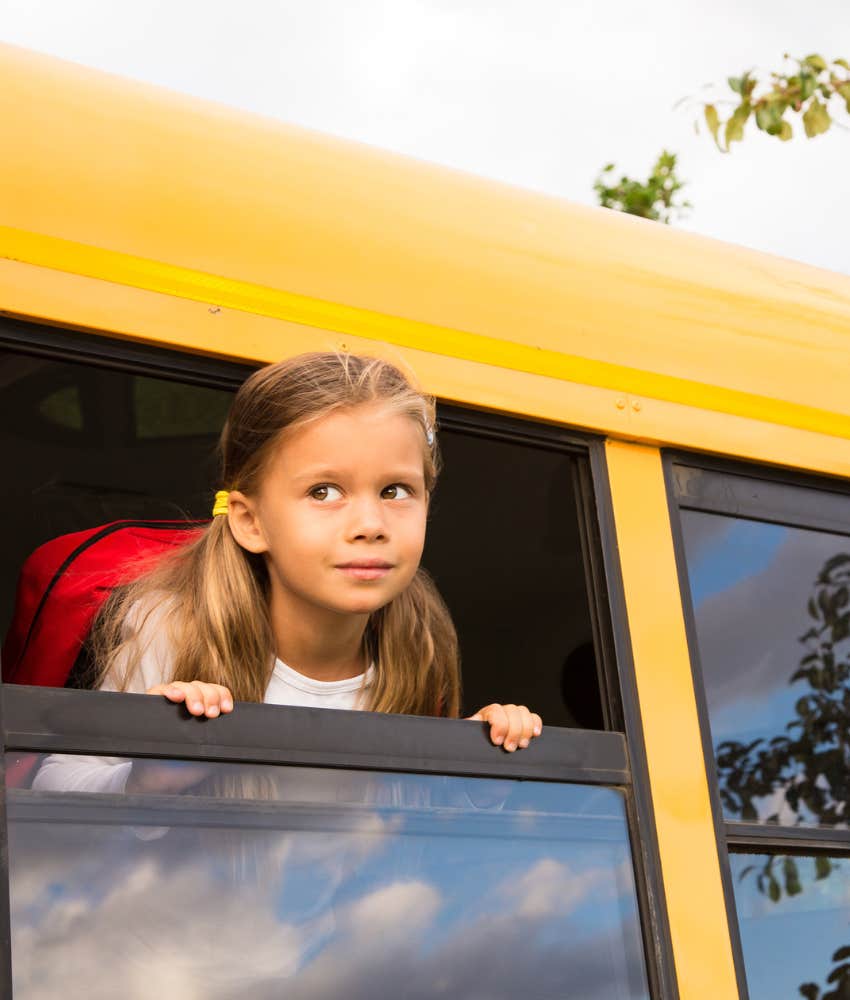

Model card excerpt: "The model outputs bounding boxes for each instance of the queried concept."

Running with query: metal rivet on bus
[209,306,221,314]
[616,398,626,410]
[632,400,642,412]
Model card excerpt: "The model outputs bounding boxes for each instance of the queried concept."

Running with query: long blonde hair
[92,352,460,717]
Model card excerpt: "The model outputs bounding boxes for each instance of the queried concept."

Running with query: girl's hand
[466,704,543,752]
[146,681,234,718]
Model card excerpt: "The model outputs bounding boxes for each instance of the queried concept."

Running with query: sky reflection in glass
[730,853,850,1000]
[7,757,650,1000]
[679,510,850,826]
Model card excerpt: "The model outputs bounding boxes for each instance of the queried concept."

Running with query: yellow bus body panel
[2,43,850,476]
[607,441,739,999]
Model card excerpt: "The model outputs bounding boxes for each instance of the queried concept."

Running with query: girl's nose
[347,499,388,541]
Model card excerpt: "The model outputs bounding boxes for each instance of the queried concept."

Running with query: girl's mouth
[336,561,394,581]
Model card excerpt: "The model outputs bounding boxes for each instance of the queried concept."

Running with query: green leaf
[704,104,720,145]
[778,120,793,141]
[834,58,850,70]
[756,102,785,134]
[728,75,743,94]
[799,984,820,1000]
[725,110,747,149]
[783,856,802,896]
[837,81,850,113]
[832,945,850,962]
[800,73,817,101]
[767,874,781,902]
[827,962,850,983]
[816,855,832,879]
[804,54,828,72]
[803,98,832,137]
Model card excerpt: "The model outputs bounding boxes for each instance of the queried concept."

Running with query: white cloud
[8,776,409,999]
[12,857,309,1000]
[499,856,619,919]
[344,879,441,936]
[8,806,649,999]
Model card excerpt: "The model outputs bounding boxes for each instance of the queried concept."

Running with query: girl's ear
[227,490,269,554]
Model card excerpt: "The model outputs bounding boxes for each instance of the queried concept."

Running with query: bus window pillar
[606,439,740,1000]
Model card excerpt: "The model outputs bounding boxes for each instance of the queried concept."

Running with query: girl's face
[231,402,429,619]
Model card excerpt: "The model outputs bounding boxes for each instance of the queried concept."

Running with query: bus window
[0,337,607,731]
[669,460,850,1000]
[5,749,650,998]
[0,340,604,729]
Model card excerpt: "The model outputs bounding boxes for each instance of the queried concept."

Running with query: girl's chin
[339,598,394,616]
[337,592,401,615]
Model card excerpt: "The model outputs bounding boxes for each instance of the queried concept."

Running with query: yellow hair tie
[212,490,230,517]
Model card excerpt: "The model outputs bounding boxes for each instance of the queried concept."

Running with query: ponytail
[93,517,274,702]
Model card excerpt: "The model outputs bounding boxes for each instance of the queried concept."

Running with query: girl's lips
[336,562,394,581]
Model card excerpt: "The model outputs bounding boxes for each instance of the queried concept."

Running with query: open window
[0,324,611,731]
[0,320,672,997]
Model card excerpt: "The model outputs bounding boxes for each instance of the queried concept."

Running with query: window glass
[134,378,233,439]
[38,383,83,430]
[7,755,650,999]
[730,851,850,1000]
[679,509,850,828]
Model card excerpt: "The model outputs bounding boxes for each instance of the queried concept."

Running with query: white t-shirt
[32,601,373,795]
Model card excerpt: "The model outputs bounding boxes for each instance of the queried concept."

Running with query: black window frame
[664,449,850,1000]
[0,317,678,998]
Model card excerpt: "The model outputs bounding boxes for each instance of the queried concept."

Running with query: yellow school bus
[1,41,849,1000]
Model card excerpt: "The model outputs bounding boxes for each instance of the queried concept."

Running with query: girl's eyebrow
[289,468,346,484]
[290,466,425,484]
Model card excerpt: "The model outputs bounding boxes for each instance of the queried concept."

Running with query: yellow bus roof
[2,42,850,475]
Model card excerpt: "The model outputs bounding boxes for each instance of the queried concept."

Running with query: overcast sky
[3,0,850,273]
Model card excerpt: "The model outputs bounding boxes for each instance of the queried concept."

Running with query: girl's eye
[381,484,412,500]
[310,485,342,502]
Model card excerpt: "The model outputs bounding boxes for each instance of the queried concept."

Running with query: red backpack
[2,520,206,789]
[2,520,206,689]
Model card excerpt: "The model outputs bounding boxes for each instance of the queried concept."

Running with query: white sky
[3,0,850,273]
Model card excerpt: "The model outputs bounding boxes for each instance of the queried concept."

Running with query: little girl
[34,352,541,793]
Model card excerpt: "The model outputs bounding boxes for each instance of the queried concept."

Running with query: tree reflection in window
[716,552,850,829]
[714,553,850,999]
[799,945,850,1000]
[730,852,848,1000]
